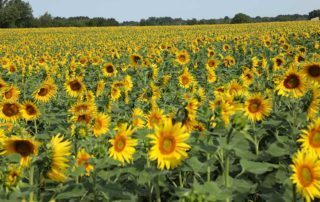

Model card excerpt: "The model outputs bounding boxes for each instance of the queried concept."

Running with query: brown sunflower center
[26,104,37,115]
[94,119,102,130]
[307,65,320,78]
[284,74,300,89]
[2,103,19,117]
[38,87,49,96]
[106,65,114,73]
[69,80,82,91]
[309,129,320,147]
[14,140,35,157]
[181,76,190,85]
[132,56,141,64]
[245,73,252,80]
[208,60,215,67]
[248,99,262,113]
[4,89,13,99]
[276,58,283,66]
[114,136,126,152]
[299,166,314,187]
[178,54,186,62]
[297,56,305,63]
[77,114,91,124]
[159,136,176,154]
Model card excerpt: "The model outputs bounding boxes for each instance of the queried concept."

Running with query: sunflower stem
[29,166,34,202]
[34,120,38,135]
[179,171,184,188]
[155,176,161,202]
[292,184,297,202]
[225,126,233,202]
[207,153,211,182]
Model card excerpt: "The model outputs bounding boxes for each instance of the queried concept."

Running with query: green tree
[309,9,320,19]
[0,0,33,28]
[231,13,252,24]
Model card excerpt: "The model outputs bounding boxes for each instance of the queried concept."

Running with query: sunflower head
[0,101,21,122]
[175,50,190,65]
[21,101,40,121]
[244,93,272,122]
[303,63,320,83]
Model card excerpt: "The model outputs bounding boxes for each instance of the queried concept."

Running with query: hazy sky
[28,0,320,22]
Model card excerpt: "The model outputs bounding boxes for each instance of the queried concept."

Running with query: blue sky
[28,0,320,22]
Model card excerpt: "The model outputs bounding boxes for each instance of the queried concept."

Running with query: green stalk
[29,166,34,202]
[155,176,161,202]
[225,127,233,202]
[207,153,211,182]
[179,171,183,188]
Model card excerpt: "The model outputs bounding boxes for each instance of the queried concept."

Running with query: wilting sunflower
[33,78,57,103]
[175,50,190,65]
[243,93,272,122]
[77,148,94,175]
[298,118,320,156]
[108,123,138,164]
[65,76,86,97]
[21,101,40,121]
[130,54,142,66]
[291,149,320,202]
[102,63,117,77]
[303,62,320,83]
[132,108,145,129]
[46,134,71,182]
[92,113,110,137]
[178,68,194,89]
[148,119,191,170]
[2,86,20,102]
[147,107,165,129]
[0,101,21,122]
[275,66,306,98]
[1,136,40,166]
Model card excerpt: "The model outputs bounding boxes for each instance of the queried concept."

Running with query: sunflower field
[0,21,320,201]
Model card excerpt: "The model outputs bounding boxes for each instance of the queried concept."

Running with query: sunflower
[2,85,20,102]
[178,68,194,89]
[33,78,57,103]
[306,84,320,120]
[147,107,165,129]
[21,101,40,121]
[223,55,236,67]
[92,113,110,137]
[110,84,121,101]
[102,63,117,77]
[96,80,105,97]
[148,119,191,170]
[108,123,138,164]
[0,101,21,122]
[291,149,320,202]
[175,50,190,65]
[295,54,306,64]
[243,93,272,122]
[5,164,21,187]
[77,148,94,175]
[69,101,97,115]
[227,80,246,97]
[65,76,86,97]
[132,108,145,129]
[130,54,142,66]
[0,78,7,92]
[46,134,71,182]
[272,55,285,71]
[275,66,307,98]
[206,58,219,69]
[298,118,320,156]
[1,136,40,166]
[241,68,255,86]
[207,68,217,84]
[303,62,320,83]
[71,113,94,125]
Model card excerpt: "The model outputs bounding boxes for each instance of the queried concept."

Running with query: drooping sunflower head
[305,83,320,120]
[108,123,138,164]
[21,101,40,121]
[244,93,272,122]
[65,76,86,98]
[132,108,145,129]
[303,62,320,83]
[46,134,71,182]
[290,149,320,202]
[0,101,21,122]
[1,136,40,166]
[175,50,190,65]
[33,78,57,103]
[5,164,22,187]
[148,119,191,170]
[77,148,94,175]
[276,66,306,98]
[147,107,165,129]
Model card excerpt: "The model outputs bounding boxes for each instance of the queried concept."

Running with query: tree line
[0,0,319,28]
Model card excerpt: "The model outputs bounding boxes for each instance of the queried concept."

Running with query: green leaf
[240,159,279,175]
[56,184,86,200]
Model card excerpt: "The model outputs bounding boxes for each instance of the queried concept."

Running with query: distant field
[0,21,320,201]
